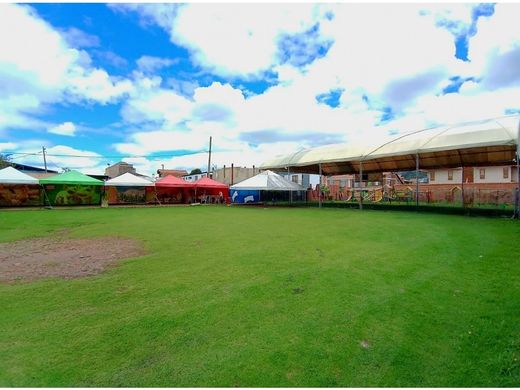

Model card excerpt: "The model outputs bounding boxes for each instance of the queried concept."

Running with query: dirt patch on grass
[0,236,145,283]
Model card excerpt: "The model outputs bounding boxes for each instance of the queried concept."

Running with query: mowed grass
[0,206,519,387]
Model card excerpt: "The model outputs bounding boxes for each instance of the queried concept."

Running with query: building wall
[157,169,188,178]
[183,172,207,182]
[105,162,136,178]
[473,166,513,183]
[428,168,463,184]
[280,173,320,188]
[428,166,517,185]
[213,167,257,185]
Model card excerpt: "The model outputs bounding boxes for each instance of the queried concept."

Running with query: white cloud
[0,3,133,131]
[49,121,76,136]
[60,27,100,48]
[136,55,177,73]
[118,3,329,78]
[0,142,17,151]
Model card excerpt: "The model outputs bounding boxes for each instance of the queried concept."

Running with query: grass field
[1,206,519,387]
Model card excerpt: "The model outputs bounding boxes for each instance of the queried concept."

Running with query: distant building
[105,162,136,179]
[213,166,258,185]
[157,169,188,178]
[426,166,518,185]
[9,163,58,179]
[280,172,321,188]
[183,171,207,182]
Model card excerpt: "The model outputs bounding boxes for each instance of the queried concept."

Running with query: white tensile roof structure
[260,115,520,175]
[104,172,154,187]
[0,166,40,184]
[230,170,304,191]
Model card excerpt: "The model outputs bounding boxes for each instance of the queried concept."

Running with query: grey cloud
[240,130,343,146]
[481,47,520,90]
[192,104,232,122]
[383,70,446,111]
[136,56,179,73]
[92,50,128,68]
[60,27,100,48]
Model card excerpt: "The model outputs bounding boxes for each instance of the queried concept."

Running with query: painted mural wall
[0,185,41,206]
[43,184,101,206]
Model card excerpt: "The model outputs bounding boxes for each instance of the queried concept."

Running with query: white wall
[428,166,516,184]
[473,166,512,183]
[429,168,462,184]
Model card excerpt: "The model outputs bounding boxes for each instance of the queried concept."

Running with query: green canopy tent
[40,170,104,206]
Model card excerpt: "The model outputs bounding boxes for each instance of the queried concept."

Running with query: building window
[448,170,453,181]
[479,168,485,180]
[503,167,509,179]
[292,175,298,183]
[430,171,435,181]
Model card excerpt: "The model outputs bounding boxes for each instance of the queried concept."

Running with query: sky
[0,2,519,175]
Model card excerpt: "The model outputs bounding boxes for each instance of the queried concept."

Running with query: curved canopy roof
[40,170,104,186]
[155,175,195,188]
[230,170,304,191]
[194,177,229,189]
[105,172,154,187]
[0,166,39,185]
[260,115,519,175]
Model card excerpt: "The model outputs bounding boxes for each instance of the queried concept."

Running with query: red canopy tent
[155,175,195,204]
[194,177,230,203]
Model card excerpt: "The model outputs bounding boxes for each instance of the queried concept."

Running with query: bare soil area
[0,236,145,283]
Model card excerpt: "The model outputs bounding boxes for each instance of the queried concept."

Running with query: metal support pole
[207,136,212,179]
[415,153,419,208]
[359,161,363,210]
[515,152,520,219]
[461,166,465,208]
[319,163,322,209]
[288,165,292,204]
[42,146,47,173]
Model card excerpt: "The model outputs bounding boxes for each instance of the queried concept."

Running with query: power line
[0,150,205,159]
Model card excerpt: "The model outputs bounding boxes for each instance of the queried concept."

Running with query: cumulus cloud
[115,3,330,78]
[60,27,100,48]
[0,3,132,131]
[136,55,178,73]
[48,121,76,136]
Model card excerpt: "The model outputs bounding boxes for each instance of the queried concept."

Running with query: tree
[0,153,12,169]
[190,168,202,175]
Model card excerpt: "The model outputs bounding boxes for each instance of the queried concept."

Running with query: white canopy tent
[230,170,304,191]
[104,172,154,187]
[0,166,40,184]
[260,115,519,174]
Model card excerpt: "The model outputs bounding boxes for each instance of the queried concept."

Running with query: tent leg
[515,152,520,219]
[416,153,419,209]
[41,185,52,209]
[319,163,322,209]
[359,161,363,210]
[154,186,162,206]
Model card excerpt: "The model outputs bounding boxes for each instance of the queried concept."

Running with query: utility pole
[42,146,48,172]
[207,136,212,179]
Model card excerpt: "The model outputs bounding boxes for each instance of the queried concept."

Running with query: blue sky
[0,3,519,175]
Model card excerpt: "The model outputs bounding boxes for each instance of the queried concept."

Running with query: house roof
[157,169,188,177]
[10,163,58,173]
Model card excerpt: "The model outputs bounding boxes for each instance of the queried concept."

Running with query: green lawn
[1,206,519,387]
